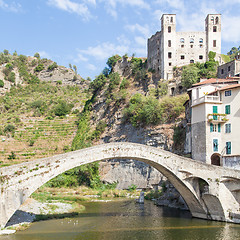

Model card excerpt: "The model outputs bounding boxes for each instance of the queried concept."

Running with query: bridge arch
[1,142,240,227]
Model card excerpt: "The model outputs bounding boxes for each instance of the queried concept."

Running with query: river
[1,200,240,240]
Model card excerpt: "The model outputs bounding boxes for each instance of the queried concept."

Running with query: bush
[0,79,4,88]
[107,55,121,72]
[181,66,199,88]
[120,78,129,89]
[34,64,44,72]
[8,72,16,83]
[90,74,107,93]
[54,100,74,116]
[8,151,16,160]
[4,124,15,134]
[48,62,58,71]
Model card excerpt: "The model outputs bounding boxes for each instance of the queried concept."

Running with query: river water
[1,200,240,240]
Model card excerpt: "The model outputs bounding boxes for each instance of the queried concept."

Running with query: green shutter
[213,106,218,120]
[210,123,213,132]
[218,123,221,132]
[213,139,218,152]
[225,105,230,114]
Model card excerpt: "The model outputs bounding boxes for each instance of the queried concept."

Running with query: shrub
[90,74,107,93]
[8,151,16,160]
[8,72,16,83]
[0,80,4,88]
[181,65,199,88]
[4,124,15,134]
[48,62,58,71]
[34,63,44,72]
[107,55,121,72]
[54,100,74,116]
[34,52,40,58]
[120,78,129,89]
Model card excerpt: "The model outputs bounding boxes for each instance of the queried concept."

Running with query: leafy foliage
[124,93,187,127]
[34,63,44,72]
[0,80,4,88]
[89,74,107,93]
[54,100,74,116]
[106,55,121,72]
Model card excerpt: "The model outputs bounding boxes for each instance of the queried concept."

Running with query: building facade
[148,14,222,80]
[217,59,240,79]
[185,78,240,169]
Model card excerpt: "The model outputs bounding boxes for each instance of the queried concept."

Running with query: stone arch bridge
[1,142,240,228]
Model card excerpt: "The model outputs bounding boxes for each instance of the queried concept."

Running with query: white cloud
[86,63,97,71]
[77,42,129,61]
[74,52,89,62]
[154,0,184,12]
[125,23,150,38]
[100,0,150,18]
[0,0,21,12]
[134,36,146,46]
[222,15,240,43]
[47,0,92,20]
[38,51,51,59]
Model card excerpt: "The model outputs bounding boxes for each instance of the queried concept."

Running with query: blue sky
[0,0,240,79]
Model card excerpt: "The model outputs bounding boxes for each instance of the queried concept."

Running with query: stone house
[185,77,240,169]
[147,14,222,81]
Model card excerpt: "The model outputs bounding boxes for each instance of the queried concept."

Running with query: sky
[0,0,240,79]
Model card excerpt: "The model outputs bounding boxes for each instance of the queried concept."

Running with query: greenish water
[1,200,240,240]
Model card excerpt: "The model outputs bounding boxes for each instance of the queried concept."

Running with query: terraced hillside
[0,81,89,167]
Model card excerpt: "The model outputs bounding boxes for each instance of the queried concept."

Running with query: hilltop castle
[147,14,222,80]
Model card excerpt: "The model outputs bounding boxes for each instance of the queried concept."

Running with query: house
[185,77,240,169]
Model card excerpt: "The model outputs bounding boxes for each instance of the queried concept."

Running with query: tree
[208,51,216,61]
[106,55,121,72]
[0,79,4,88]
[34,52,40,58]
[3,49,9,55]
[73,65,77,74]
[181,66,200,88]
[69,63,72,69]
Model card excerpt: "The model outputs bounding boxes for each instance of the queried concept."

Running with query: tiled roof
[208,84,240,95]
[193,78,239,86]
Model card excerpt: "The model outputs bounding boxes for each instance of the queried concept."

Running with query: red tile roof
[193,78,239,86]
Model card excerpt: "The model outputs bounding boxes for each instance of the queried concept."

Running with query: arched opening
[211,153,221,166]
[1,143,209,228]
[171,87,175,96]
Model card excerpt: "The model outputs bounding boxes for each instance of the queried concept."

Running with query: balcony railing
[207,113,229,123]
[192,95,221,106]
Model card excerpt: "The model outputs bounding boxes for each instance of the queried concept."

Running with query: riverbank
[0,186,141,235]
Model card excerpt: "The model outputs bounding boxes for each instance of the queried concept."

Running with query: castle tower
[205,14,221,59]
[161,14,176,80]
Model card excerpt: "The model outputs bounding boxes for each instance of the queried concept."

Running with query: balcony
[192,95,221,107]
[207,113,229,123]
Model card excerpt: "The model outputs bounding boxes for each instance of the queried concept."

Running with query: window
[225,105,231,114]
[213,26,217,32]
[210,124,220,133]
[169,62,172,66]
[168,26,171,33]
[190,38,194,43]
[213,40,217,47]
[190,45,193,48]
[228,66,231,71]
[181,44,184,48]
[168,40,171,47]
[213,139,218,152]
[216,17,219,24]
[225,123,231,133]
[180,38,185,43]
[190,59,194,63]
[210,123,217,132]
[225,90,231,96]
[199,55,203,60]
[199,38,203,43]
[221,69,224,74]
[200,44,203,48]
[181,55,185,60]
[170,17,173,23]
[168,52,172,58]
[226,142,231,154]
